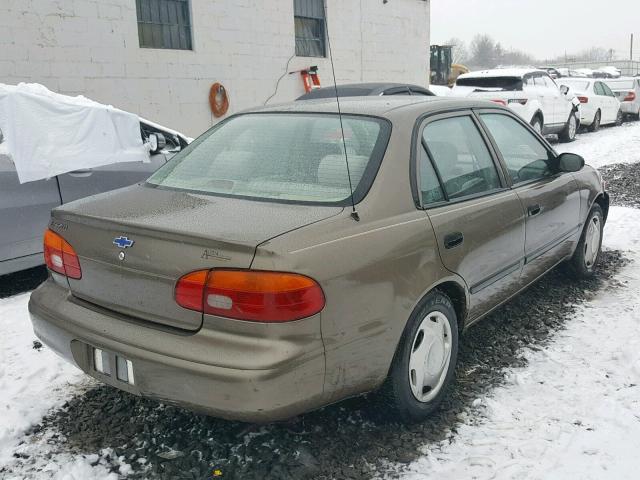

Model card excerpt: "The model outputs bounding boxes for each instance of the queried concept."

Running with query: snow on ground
[392,206,640,479]
[555,121,640,168]
[0,294,89,465]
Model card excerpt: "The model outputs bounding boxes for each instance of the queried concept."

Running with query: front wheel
[615,109,624,126]
[559,111,578,142]
[381,290,459,423]
[566,204,604,279]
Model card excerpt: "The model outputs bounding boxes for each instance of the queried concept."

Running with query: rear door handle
[68,169,93,177]
[444,232,464,250]
[528,204,542,217]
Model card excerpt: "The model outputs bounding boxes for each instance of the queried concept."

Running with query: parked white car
[452,68,579,142]
[604,77,640,120]
[560,78,623,131]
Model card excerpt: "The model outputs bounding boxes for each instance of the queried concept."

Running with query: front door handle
[444,232,464,250]
[528,204,542,217]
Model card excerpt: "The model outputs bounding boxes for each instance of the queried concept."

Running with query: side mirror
[559,85,569,95]
[557,152,585,173]
[148,132,166,154]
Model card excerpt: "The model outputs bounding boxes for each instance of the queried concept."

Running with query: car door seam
[469,259,524,295]
[525,225,581,264]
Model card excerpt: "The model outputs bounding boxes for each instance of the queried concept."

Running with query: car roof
[459,68,546,79]
[297,82,431,100]
[246,96,504,119]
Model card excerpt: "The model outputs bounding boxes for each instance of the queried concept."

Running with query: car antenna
[324,3,360,222]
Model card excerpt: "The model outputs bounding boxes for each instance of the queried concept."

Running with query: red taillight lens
[43,229,82,279]
[578,96,589,104]
[491,99,507,106]
[175,270,325,323]
[624,91,636,102]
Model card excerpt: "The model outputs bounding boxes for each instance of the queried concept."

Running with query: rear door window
[601,83,615,97]
[418,146,445,205]
[422,116,501,201]
[534,75,546,87]
[480,113,552,184]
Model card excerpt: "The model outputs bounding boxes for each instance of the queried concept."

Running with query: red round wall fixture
[209,83,229,117]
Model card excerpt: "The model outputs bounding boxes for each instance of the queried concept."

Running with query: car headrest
[427,141,458,164]
[317,154,369,188]
[209,151,255,180]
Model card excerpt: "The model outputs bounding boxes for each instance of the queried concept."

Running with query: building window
[136,0,192,50]
[294,0,326,57]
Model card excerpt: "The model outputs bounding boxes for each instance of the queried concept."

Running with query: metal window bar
[136,0,192,50]
[294,0,326,57]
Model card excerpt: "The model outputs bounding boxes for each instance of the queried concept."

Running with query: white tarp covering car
[0,83,149,184]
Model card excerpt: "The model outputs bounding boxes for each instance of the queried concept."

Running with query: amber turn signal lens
[43,229,82,279]
[175,269,325,323]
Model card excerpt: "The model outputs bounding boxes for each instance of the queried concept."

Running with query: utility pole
[631,33,634,61]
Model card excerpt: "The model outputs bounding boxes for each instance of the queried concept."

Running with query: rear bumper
[28,279,327,422]
[620,102,639,114]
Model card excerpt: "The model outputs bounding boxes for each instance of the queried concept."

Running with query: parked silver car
[0,120,188,276]
[604,77,640,120]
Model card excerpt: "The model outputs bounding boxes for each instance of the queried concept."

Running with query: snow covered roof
[0,83,149,184]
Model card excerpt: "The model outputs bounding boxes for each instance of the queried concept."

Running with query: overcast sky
[430,0,638,61]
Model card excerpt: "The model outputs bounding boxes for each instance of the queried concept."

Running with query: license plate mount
[92,347,135,386]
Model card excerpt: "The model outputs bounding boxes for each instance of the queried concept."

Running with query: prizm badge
[113,236,134,249]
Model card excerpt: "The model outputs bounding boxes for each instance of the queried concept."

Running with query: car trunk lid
[52,184,342,331]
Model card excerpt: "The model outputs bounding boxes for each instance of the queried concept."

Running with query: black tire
[589,110,601,132]
[566,204,604,279]
[530,116,543,135]
[615,109,624,126]
[558,111,578,143]
[380,290,459,423]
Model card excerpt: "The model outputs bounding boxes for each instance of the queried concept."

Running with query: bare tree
[446,37,469,64]
[470,34,497,68]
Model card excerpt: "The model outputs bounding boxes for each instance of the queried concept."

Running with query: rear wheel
[566,204,604,279]
[589,110,601,132]
[559,111,578,142]
[381,290,459,423]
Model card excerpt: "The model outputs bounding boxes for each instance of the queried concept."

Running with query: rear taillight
[43,229,82,279]
[508,98,528,105]
[624,91,636,102]
[491,99,507,106]
[578,96,589,104]
[175,270,325,323]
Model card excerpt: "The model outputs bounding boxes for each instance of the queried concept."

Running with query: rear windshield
[456,76,523,91]
[606,80,634,90]
[147,113,390,205]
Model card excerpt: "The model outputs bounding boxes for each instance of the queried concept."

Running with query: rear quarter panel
[251,110,466,402]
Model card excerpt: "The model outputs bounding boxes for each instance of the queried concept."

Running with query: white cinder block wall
[0,0,430,137]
